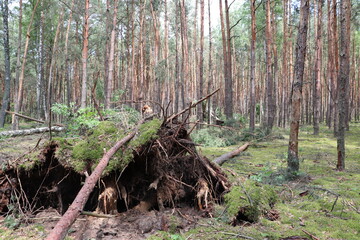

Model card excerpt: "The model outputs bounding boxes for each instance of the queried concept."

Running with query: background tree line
[0,0,359,168]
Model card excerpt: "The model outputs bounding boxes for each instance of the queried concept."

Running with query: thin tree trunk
[12,0,41,130]
[313,0,323,135]
[249,0,256,131]
[65,0,75,107]
[287,0,310,173]
[265,0,274,133]
[197,0,205,123]
[81,0,90,108]
[180,0,189,109]
[332,0,339,136]
[47,9,64,121]
[224,0,233,119]
[105,0,118,109]
[0,0,11,128]
[207,0,213,124]
[337,0,351,171]
[36,12,44,119]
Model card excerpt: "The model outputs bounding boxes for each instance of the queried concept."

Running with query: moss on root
[55,119,162,175]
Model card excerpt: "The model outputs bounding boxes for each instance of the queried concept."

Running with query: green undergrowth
[184,123,360,239]
[55,118,162,175]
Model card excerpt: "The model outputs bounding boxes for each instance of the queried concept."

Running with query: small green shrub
[191,127,242,147]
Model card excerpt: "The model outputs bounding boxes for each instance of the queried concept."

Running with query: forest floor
[0,123,359,240]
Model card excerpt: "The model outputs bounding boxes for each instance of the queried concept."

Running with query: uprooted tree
[0,93,232,239]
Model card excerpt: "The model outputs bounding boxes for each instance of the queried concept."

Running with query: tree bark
[207,0,213,124]
[249,0,256,131]
[45,122,143,240]
[0,126,65,137]
[287,0,310,173]
[47,9,64,120]
[313,0,323,135]
[0,0,11,128]
[65,0,75,107]
[36,12,45,119]
[337,0,351,171]
[81,0,90,108]
[224,0,233,119]
[265,0,275,133]
[213,142,250,166]
[197,0,205,123]
[105,0,118,110]
[12,0,41,130]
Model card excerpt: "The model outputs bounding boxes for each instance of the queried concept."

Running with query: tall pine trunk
[337,0,351,171]
[0,0,11,128]
[287,0,310,173]
[81,0,90,108]
[249,0,256,131]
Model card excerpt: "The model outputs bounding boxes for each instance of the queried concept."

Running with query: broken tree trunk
[0,126,65,137]
[45,121,143,240]
[213,142,250,166]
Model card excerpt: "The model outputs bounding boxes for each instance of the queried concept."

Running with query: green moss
[224,180,278,222]
[130,118,162,148]
[54,119,162,175]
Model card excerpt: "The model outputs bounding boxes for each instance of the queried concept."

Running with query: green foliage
[191,127,242,147]
[51,103,100,134]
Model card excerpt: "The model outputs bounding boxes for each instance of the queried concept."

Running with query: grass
[187,123,360,240]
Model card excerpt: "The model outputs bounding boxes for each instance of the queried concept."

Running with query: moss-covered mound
[55,119,162,175]
[224,180,278,224]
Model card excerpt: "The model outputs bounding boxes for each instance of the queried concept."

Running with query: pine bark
[81,0,90,108]
[249,0,256,131]
[105,0,118,109]
[313,0,323,135]
[337,0,351,171]
[287,0,310,173]
[0,0,11,128]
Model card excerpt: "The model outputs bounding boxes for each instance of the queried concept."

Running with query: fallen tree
[213,142,250,166]
[0,126,65,137]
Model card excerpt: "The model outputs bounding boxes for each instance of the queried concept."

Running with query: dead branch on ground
[213,142,250,166]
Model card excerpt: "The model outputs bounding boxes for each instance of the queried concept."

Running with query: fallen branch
[6,110,45,124]
[213,142,250,166]
[0,126,65,137]
[45,119,145,240]
[166,88,220,123]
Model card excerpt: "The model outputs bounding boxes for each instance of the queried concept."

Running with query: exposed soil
[0,120,230,239]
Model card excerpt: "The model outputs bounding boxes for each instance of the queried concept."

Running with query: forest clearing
[0,0,360,239]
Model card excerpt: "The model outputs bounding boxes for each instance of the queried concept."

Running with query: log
[45,119,145,240]
[213,142,250,166]
[0,126,65,137]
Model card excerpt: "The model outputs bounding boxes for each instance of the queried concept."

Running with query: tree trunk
[224,0,233,119]
[180,0,189,109]
[197,0,205,123]
[265,0,274,133]
[337,0,351,171]
[0,0,11,128]
[81,0,90,108]
[12,0,41,130]
[313,0,323,135]
[47,9,64,120]
[213,142,250,166]
[65,0,75,107]
[207,0,213,124]
[36,12,45,119]
[287,0,310,173]
[105,0,118,110]
[249,0,256,131]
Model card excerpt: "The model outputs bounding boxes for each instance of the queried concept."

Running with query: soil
[0,120,229,239]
